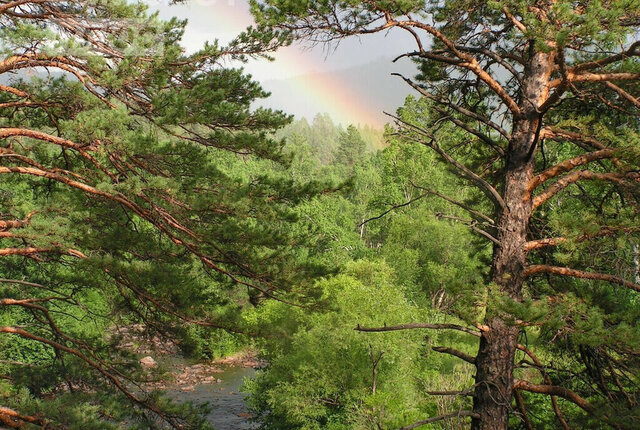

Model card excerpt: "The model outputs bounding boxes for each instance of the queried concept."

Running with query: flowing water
[164,361,259,429]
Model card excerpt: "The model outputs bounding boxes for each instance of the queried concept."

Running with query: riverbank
[145,350,264,392]
[117,325,262,427]
[161,352,261,429]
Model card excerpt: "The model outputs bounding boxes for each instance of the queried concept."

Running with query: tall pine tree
[0,1,313,427]
[252,1,640,428]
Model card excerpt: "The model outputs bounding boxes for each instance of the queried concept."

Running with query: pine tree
[335,125,367,167]
[252,1,640,428]
[0,1,310,427]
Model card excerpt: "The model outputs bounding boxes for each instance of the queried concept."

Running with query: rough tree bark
[472,50,554,429]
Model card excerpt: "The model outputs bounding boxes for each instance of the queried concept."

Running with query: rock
[238,412,253,419]
[181,385,195,392]
[216,378,222,383]
[139,356,157,368]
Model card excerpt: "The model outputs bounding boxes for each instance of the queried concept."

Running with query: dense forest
[1,1,640,429]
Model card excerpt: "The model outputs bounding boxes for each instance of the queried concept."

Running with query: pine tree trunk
[471,162,531,429]
[471,49,554,429]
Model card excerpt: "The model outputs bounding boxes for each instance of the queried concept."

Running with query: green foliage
[246,261,476,429]
[0,0,327,428]
[335,125,367,168]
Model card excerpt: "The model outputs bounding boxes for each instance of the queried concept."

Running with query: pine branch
[525,226,640,251]
[513,379,595,414]
[541,127,609,151]
[604,81,640,108]
[533,170,639,209]
[571,41,640,73]
[0,405,49,429]
[0,211,36,231]
[527,149,616,192]
[0,326,184,427]
[524,265,640,292]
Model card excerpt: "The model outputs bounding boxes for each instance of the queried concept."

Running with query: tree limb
[411,183,495,225]
[513,379,595,414]
[387,112,507,211]
[533,170,639,209]
[527,149,616,192]
[391,73,511,140]
[524,265,640,292]
[604,81,640,108]
[432,346,476,364]
[355,323,480,337]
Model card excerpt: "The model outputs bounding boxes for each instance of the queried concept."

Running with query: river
[164,360,259,430]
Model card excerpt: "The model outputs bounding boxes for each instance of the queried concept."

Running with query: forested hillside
[1,1,640,430]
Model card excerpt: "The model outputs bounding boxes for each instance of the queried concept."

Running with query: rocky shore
[141,350,264,392]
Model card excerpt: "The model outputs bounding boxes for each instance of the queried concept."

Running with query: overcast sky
[147,0,417,126]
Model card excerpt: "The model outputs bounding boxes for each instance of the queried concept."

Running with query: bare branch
[386,112,507,211]
[392,73,511,140]
[515,344,570,430]
[550,72,640,88]
[432,346,476,364]
[524,265,640,292]
[435,213,500,245]
[514,389,534,430]
[355,323,480,337]
[431,104,505,156]
[359,193,428,227]
[411,183,495,225]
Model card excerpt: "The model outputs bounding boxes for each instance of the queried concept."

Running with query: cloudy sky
[147,0,417,126]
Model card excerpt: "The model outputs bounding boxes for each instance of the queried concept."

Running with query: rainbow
[257,48,384,127]
[151,0,383,126]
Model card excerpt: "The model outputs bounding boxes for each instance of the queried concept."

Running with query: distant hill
[257,56,416,127]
